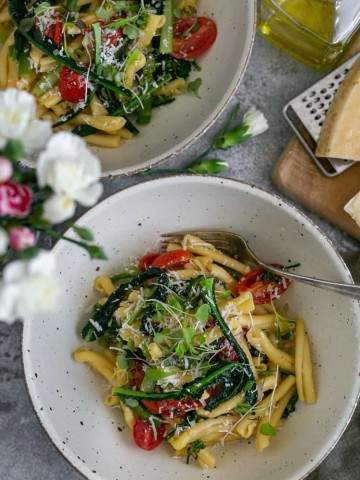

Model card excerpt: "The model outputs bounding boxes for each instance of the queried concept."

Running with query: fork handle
[259,263,360,300]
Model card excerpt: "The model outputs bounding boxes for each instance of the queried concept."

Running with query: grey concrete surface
[0,35,359,480]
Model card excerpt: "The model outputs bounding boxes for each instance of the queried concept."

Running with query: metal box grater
[283,53,360,177]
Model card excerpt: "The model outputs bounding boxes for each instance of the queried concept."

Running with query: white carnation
[0,251,58,323]
[243,106,269,137]
[0,89,52,154]
[37,132,103,224]
[43,193,76,224]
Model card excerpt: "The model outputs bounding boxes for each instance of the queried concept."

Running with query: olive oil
[259,0,360,70]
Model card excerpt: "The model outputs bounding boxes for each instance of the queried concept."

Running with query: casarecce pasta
[74,234,317,468]
[0,0,217,149]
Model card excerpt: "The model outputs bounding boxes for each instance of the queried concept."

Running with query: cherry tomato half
[138,252,160,272]
[172,17,217,60]
[236,267,290,304]
[151,250,191,269]
[59,67,87,103]
[133,418,166,451]
[142,398,201,418]
[45,20,63,46]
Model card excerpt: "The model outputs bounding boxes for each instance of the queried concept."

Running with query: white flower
[37,132,103,224]
[43,193,76,224]
[0,89,52,153]
[0,227,8,256]
[344,192,360,227]
[0,250,58,323]
[243,106,269,138]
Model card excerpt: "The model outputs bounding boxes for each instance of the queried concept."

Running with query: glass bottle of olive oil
[259,0,360,70]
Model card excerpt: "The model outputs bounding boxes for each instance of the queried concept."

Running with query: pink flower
[0,182,32,218]
[0,157,13,182]
[9,226,36,251]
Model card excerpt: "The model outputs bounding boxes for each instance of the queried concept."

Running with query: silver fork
[161,230,360,300]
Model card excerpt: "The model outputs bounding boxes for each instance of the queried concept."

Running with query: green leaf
[234,402,252,414]
[123,23,139,39]
[2,139,24,161]
[116,352,128,369]
[218,290,232,299]
[86,245,108,260]
[188,159,229,175]
[111,266,140,282]
[244,379,255,393]
[73,226,94,242]
[20,246,39,260]
[141,367,171,392]
[187,78,202,98]
[34,1,52,16]
[183,326,195,347]
[195,304,210,323]
[92,22,102,65]
[175,341,187,358]
[260,422,277,436]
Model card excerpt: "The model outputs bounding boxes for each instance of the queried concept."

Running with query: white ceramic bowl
[23,176,360,480]
[91,0,256,176]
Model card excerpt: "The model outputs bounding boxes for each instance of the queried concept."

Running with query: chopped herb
[234,402,252,414]
[259,422,277,436]
[195,304,210,323]
[187,78,202,98]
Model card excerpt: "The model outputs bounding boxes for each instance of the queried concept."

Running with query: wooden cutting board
[272,33,360,242]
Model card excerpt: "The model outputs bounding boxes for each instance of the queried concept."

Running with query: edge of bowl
[22,175,360,480]
[101,1,257,177]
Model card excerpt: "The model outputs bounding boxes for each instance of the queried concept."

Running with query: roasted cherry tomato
[142,398,201,418]
[172,17,217,60]
[59,67,87,103]
[43,14,63,46]
[236,267,290,305]
[129,360,145,390]
[138,252,160,271]
[133,418,166,451]
[151,250,191,269]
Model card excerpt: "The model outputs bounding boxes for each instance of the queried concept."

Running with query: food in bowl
[6,0,217,149]
[74,233,316,469]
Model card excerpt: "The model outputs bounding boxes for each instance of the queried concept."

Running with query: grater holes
[310,108,317,114]
[334,74,341,80]
[314,114,321,120]
[306,102,312,108]
[319,103,325,109]
[324,94,332,100]
[314,97,321,103]
[319,121,324,127]
[309,91,316,97]
[344,68,349,74]
[320,88,327,94]
[328,82,335,88]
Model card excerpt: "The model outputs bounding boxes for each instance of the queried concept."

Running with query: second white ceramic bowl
[23,176,360,480]
[93,0,256,176]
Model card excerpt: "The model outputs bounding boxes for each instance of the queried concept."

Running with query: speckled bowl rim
[22,175,360,480]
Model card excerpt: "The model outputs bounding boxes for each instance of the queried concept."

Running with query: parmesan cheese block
[316,56,360,161]
[344,191,360,227]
